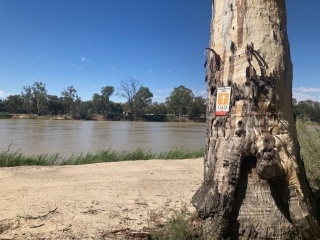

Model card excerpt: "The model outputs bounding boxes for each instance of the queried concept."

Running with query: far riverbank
[6,113,206,123]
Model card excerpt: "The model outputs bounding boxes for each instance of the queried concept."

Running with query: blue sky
[0,0,319,103]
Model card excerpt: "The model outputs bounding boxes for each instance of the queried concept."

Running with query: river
[0,120,206,157]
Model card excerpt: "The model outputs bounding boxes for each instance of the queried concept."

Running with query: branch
[19,207,58,220]
[29,223,45,228]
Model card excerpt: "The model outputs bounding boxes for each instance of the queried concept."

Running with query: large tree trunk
[192,0,320,239]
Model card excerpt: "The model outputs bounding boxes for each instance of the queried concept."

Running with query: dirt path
[0,158,203,239]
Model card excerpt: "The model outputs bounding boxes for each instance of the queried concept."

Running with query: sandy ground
[0,158,203,239]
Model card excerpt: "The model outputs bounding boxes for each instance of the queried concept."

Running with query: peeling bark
[192,0,320,239]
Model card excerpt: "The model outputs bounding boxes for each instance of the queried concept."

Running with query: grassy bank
[296,120,320,219]
[0,147,204,167]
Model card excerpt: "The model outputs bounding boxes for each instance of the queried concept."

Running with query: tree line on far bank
[0,77,206,121]
[292,98,320,124]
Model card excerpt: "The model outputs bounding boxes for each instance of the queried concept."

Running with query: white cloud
[0,90,13,99]
[156,89,171,93]
[293,87,320,102]
[70,64,82,70]
[153,95,168,102]
[148,70,153,73]
[293,87,320,93]
[110,66,115,68]
[165,70,170,73]
[191,86,207,98]
[199,90,207,95]
[80,57,90,62]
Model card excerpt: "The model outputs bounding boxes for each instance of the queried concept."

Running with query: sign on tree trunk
[192,0,320,239]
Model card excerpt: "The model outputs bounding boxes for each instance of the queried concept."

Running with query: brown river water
[0,120,206,157]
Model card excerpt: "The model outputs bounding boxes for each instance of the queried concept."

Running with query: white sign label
[216,87,231,116]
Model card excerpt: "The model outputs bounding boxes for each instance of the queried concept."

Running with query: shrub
[149,205,203,240]
[0,112,11,119]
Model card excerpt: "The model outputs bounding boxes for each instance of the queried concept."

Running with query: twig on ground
[19,207,58,220]
[123,217,138,221]
[127,230,150,235]
[106,228,150,239]
[29,223,45,228]
[80,209,101,215]
[110,228,129,234]
[135,202,148,206]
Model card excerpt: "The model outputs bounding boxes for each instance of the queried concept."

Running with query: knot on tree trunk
[256,133,284,180]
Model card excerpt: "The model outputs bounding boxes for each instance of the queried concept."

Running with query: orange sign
[217,92,230,105]
[216,87,231,116]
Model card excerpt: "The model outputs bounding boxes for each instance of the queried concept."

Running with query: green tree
[82,100,93,118]
[21,86,33,114]
[0,99,6,112]
[166,85,194,117]
[133,87,153,116]
[4,95,24,114]
[101,86,114,118]
[72,94,82,119]
[292,99,320,123]
[61,86,77,114]
[188,96,206,118]
[31,82,48,115]
[92,93,102,114]
[107,101,123,120]
[146,102,167,115]
[47,95,63,115]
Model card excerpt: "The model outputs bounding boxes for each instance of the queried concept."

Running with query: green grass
[0,147,204,167]
[148,204,217,240]
[296,119,320,219]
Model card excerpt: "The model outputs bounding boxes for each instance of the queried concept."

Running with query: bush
[0,112,11,119]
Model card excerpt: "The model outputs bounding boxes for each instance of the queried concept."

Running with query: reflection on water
[0,120,205,157]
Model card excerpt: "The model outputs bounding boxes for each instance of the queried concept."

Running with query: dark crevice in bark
[268,178,292,223]
[229,156,256,240]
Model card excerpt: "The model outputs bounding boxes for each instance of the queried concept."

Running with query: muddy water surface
[0,120,205,157]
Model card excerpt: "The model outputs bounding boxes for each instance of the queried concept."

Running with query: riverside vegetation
[0,79,206,121]
[0,147,204,167]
